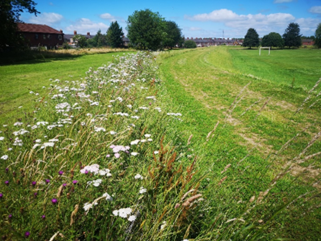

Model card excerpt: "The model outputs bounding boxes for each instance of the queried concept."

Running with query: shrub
[184,40,196,48]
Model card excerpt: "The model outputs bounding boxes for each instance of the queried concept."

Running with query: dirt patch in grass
[291,164,321,189]
[239,132,274,155]
[274,100,297,111]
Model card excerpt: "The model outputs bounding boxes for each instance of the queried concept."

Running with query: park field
[0,47,320,240]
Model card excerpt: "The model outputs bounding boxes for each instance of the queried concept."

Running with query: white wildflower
[94,126,106,132]
[49,138,59,142]
[87,179,102,187]
[131,152,139,156]
[134,174,143,180]
[41,142,55,148]
[81,164,100,174]
[130,139,140,145]
[102,192,113,201]
[0,137,4,141]
[1,155,8,160]
[139,187,147,194]
[128,215,137,222]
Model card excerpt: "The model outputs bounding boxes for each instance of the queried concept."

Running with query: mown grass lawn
[158,46,321,240]
[0,52,133,125]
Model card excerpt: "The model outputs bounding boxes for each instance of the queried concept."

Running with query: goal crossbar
[259,47,270,55]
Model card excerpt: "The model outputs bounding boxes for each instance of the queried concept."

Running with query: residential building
[17,23,64,49]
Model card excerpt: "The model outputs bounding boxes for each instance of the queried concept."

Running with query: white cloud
[296,18,320,34]
[100,13,116,22]
[309,6,321,14]
[185,9,299,37]
[29,12,63,24]
[66,18,109,34]
[274,0,294,3]
[100,13,125,23]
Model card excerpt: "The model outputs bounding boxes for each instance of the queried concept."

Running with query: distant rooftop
[17,23,63,34]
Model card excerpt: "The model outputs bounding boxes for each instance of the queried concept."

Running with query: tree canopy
[184,40,196,48]
[74,34,87,48]
[314,23,321,48]
[106,21,124,48]
[127,9,166,50]
[243,28,259,49]
[283,23,302,48]
[0,0,40,51]
[163,21,183,49]
[262,32,284,48]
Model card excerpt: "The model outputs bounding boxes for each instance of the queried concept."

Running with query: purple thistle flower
[51,198,57,204]
[41,215,46,219]
[72,180,78,184]
[45,179,50,184]
[25,231,30,237]
[34,192,38,197]
[85,170,89,174]
[32,181,36,186]
[5,181,9,185]
[58,171,63,175]
[63,183,67,187]
[0,193,3,198]
[5,168,8,172]
[8,214,12,218]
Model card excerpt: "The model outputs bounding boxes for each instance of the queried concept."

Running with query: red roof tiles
[17,23,63,34]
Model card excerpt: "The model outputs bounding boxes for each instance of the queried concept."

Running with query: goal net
[259,47,270,55]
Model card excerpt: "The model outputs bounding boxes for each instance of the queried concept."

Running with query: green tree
[163,21,183,49]
[314,23,321,48]
[73,34,87,48]
[283,23,302,48]
[92,30,106,47]
[184,40,196,48]
[106,21,124,48]
[243,28,259,49]
[127,9,166,50]
[261,32,284,48]
[0,0,40,51]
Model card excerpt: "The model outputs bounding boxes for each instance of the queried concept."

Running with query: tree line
[243,23,321,49]
[73,9,184,50]
[1,1,321,51]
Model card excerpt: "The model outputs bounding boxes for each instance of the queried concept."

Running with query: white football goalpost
[259,47,270,55]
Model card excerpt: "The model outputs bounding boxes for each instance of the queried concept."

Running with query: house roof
[17,23,63,34]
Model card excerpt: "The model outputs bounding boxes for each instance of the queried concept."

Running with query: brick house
[17,23,64,49]
[302,39,315,46]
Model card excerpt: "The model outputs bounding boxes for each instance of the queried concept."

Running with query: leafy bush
[184,40,196,48]
[62,42,71,49]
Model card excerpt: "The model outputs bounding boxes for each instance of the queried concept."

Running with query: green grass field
[0,47,320,240]
[158,46,321,239]
[0,52,132,125]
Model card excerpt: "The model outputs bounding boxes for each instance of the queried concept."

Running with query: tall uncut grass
[0,51,320,240]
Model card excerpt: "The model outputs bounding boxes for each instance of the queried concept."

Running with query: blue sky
[20,0,321,38]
